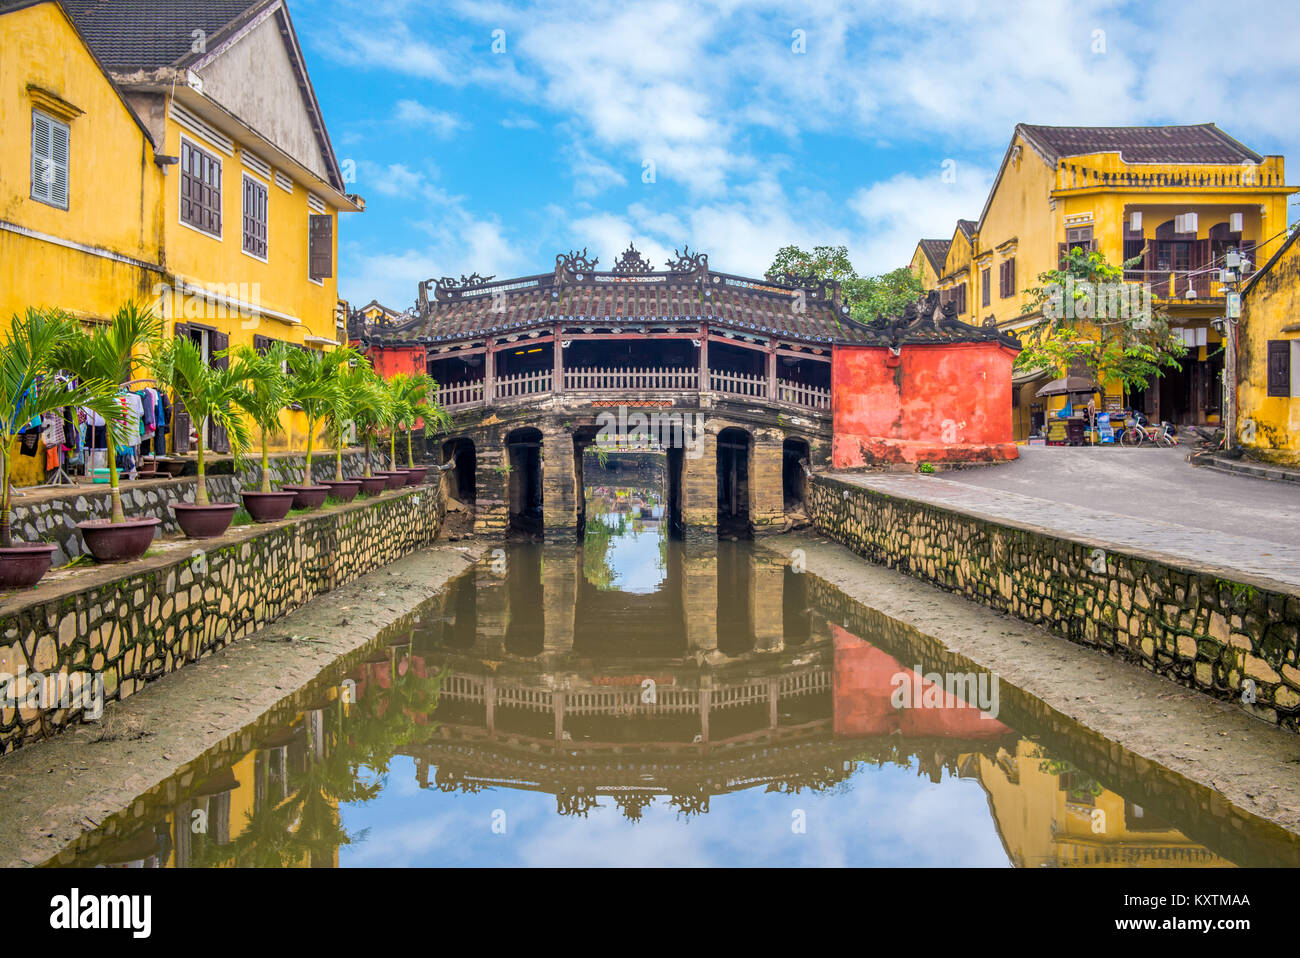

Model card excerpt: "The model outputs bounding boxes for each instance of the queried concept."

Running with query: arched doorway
[783,438,810,517]
[716,426,751,537]
[505,427,543,536]
[441,437,476,506]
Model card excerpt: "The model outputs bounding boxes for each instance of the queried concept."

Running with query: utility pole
[1220,248,1245,454]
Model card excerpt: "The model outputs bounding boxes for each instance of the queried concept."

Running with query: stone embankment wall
[11,451,375,568]
[809,475,1300,731]
[0,484,444,751]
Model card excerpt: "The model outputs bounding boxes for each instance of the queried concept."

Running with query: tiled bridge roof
[361,246,1019,350]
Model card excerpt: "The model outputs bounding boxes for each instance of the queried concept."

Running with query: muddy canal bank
[758,532,1300,837]
[0,544,483,867]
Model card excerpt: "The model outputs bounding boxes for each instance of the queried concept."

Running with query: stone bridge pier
[442,408,827,542]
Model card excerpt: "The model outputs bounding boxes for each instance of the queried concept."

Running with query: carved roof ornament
[768,270,843,309]
[612,243,655,275]
[554,248,599,285]
[433,272,496,304]
[666,245,708,276]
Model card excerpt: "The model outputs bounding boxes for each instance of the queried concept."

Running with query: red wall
[369,345,426,380]
[831,341,1018,467]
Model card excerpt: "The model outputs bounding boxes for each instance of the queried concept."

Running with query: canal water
[48,485,1300,867]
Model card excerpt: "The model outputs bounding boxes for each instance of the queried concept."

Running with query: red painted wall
[831,341,1018,467]
[832,625,1009,739]
[369,345,426,380]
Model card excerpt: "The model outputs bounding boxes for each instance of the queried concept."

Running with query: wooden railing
[439,366,830,412]
[775,378,831,410]
[493,369,552,399]
[564,366,699,391]
[709,369,767,398]
[438,380,486,409]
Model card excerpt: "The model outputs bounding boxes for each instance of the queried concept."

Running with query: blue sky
[290,0,1300,311]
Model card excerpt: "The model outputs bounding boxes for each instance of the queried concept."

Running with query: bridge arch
[442,436,476,507]
[716,426,752,537]
[506,427,543,535]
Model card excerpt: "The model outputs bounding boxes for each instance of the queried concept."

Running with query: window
[242,174,268,258]
[1267,341,1292,398]
[181,139,222,236]
[1066,225,1095,251]
[308,213,333,281]
[31,110,69,209]
[952,282,966,314]
[981,267,991,307]
[999,258,1016,298]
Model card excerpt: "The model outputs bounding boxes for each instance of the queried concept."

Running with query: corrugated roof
[1018,123,1263,165]
[54,0,268,74]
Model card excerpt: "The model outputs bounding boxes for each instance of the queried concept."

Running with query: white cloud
[393,99,464,138]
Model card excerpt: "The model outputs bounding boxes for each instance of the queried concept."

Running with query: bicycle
[1119,419,1178,447]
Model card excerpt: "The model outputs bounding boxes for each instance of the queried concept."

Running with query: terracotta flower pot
[379,470,409,490]
[321,479,361,503]
[241,490,297,522]
[77,517,160,563]
[157,458,187,477]
[0,542,58,589]
[281,484,329,510]
[172,502,237,538]
[403,466,428,486]
[358,476,389,495]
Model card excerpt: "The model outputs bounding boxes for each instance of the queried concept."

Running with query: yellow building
[913,124,1296,439]
[933,219,978,324]
[0,0,362,476]
[908,238,949,290]
[1239,226,1300,465]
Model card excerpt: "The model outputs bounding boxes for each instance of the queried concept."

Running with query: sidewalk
[830,455,1300,590]
[1191,451,1300,484]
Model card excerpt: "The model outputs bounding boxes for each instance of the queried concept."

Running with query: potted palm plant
[229,342,298,522]
[377,375,412,490]
[0,309,123,587]
[152,337,252,538]
[389,372,452,486]
[281,347,346,510]
[55,303,165,562]
[349,365,392,496]
[319,352,368,503]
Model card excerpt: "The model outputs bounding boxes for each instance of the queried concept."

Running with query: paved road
[831,446,1300,588]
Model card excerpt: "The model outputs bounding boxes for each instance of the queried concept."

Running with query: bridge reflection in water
[49,489,1300,868]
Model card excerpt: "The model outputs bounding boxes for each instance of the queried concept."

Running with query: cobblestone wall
[10,451,372,568]
[0,484,444,751]
[810,475,1300,731]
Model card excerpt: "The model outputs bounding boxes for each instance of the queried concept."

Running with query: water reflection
[48,486,1300,868]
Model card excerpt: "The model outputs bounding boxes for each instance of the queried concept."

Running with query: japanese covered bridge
[353,245,1019,539]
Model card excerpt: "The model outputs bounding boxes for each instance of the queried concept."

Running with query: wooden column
[766,346,776,400]
[553,325,564,394]
[484,341,496,402]
[698,324,709,391]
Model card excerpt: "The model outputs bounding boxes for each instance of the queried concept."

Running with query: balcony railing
[436,364,831,412]
[1122,269,1218,300]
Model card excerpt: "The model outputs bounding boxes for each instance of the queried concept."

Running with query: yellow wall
[1240,233,1300,464]
[908,245,939,290]
[0,2,164,321]
[937,227,974,323]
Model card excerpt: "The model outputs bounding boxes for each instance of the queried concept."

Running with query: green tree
[0,309,121,546]
[54,302,162,523]
[229,342,291,493]
[1016,245,1187,398]
[765,246,924,323]
[285,347,350,483]
[152,337,252,506]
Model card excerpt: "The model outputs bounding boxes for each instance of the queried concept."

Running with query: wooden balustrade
[436,365,830,411]
[564,366,699,391]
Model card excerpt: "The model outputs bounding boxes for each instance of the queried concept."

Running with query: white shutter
[31,110,69,208]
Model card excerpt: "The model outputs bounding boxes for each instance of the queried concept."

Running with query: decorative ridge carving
[612,243,655,275]
[555,248,599,284]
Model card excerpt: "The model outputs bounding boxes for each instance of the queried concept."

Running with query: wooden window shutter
[981,267,991,307]
[1058,243,1069,269]
[31,110,70,208]
[208,331,230,454]
[253,334,270,353]
[1007,257,1015,297]
[1267,341,1292,397]
[309,214,333,280]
